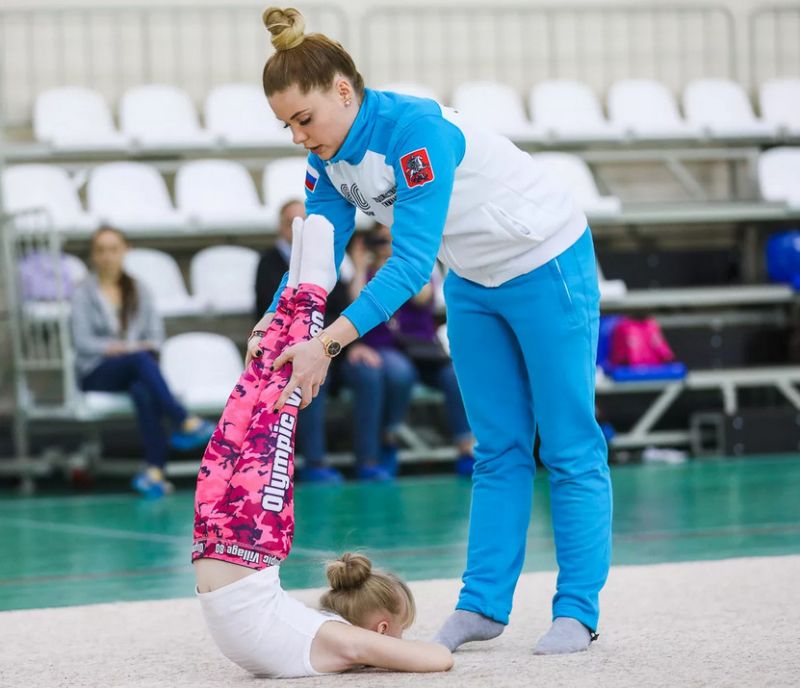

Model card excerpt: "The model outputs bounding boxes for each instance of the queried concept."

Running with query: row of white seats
[444,78,796,142]
[31,243,624,322]
[32,78,800,151]
[25,247,259,317]
[42,249,797,325]
[2,157,312,233]
[123,246,259,317]
[6,147,800,236]
[1,153,623,232]
[35,84,290,150]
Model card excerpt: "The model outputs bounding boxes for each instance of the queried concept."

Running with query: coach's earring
[344,98,352,106]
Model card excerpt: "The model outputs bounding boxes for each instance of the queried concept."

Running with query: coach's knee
[539,432,608,485]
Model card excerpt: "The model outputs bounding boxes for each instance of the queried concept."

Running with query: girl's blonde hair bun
[325,552,372,591]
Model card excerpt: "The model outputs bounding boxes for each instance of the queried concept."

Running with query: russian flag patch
[305,165,319,193]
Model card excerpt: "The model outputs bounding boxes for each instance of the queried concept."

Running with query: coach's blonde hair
[320,553,416,628]
[261,7,365,98]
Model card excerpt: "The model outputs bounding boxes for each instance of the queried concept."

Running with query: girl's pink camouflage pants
[191,283,327,570]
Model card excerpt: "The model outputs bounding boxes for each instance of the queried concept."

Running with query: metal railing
[0,209,72,483]
[0,3,348,130]
[749,5,800,89]
[360,4,736,98]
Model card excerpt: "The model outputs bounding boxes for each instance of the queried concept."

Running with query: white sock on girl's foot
[287,216,304,288]
[297,214,336,292]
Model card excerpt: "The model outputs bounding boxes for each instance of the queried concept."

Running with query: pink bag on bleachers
[610,317,676,367]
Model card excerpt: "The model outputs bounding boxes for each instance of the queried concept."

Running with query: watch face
[327,341,342,357]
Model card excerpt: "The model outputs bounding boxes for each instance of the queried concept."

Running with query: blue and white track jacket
[268,88,587,336]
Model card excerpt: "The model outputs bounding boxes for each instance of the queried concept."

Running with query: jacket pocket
[483,202,542,241]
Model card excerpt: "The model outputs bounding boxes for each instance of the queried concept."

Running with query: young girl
[252,7,610,655]
[192,214,453,678]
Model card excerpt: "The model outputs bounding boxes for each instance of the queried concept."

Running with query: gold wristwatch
[316,332,342,358]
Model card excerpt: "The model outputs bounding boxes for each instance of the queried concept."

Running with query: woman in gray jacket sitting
[70,226,213,497]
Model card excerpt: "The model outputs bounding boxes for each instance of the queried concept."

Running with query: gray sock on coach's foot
[533,617,593,655]
[433,610,505,651]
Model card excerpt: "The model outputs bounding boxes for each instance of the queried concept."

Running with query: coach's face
[269,77,359,160]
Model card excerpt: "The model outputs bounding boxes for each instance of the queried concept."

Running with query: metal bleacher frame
[1,3,800,484]
[749,4,800,95]
[0,209,140,489]
[597,367,800,451]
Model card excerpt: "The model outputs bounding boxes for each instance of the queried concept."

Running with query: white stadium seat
[123,248,206,317]
[63,253,89,286]
[607,79,701,141]
[379,82,439,101]
[758,147,800,208]
[2,165,97,233]
[120,84,217,149]
[262,156,310,224]
[262,157,373,230]
[596,261,628,301]
[161,332,243,411]
[77,391,135,420]
[452,81,540,140]
[189,245,260,315]
[683,78,777,139]
[530,153,622,218]
[34,87,129,151]
[759,78,800,137]
[175,160,272,229]
[205,83,292,147]
[530,79,624,142]
[87,162,188,231]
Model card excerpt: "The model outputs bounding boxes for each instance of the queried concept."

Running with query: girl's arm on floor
[311,621,453,674]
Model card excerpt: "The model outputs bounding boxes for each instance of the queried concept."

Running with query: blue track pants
[444,227,612,631]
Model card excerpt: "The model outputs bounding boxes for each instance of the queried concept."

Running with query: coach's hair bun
[326,552,372,590]
[262,7,306,51]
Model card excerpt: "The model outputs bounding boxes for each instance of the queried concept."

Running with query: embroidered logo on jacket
[305,165,319,193]
[400,148,435,188]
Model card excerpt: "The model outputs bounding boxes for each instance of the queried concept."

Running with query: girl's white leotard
[197,565,348,678]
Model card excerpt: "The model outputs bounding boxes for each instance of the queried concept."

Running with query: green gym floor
[2,455,799,612]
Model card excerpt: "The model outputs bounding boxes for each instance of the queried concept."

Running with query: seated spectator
[70,225,214,497]
[254,199,352,483]
[341,224,475,480]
